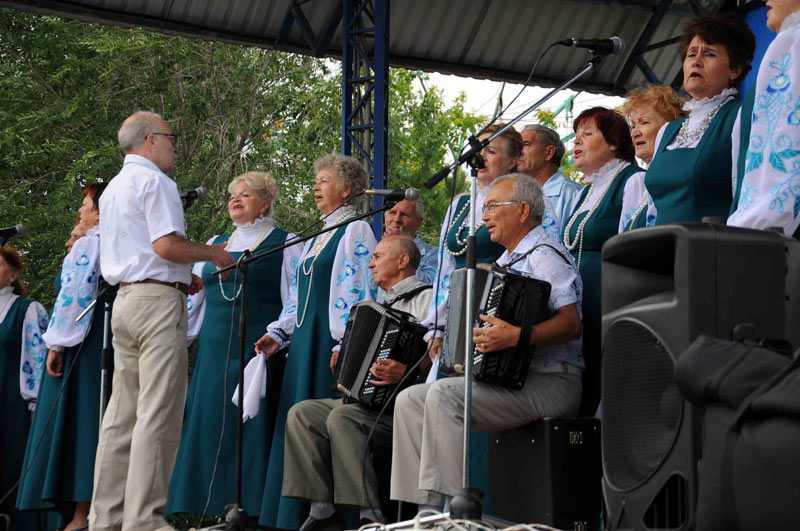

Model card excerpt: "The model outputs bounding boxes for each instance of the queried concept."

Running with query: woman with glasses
[167,172,301,519]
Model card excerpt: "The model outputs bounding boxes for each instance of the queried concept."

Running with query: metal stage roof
[0,0,727,97]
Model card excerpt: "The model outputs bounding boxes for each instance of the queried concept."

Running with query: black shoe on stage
[298,514,344,531]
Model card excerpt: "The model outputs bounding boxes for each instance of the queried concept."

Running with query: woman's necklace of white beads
[446,199,483,257]
[628,190,650,231]
[295,210,353,328]
[563,160,624,269]
[673,97,727,148]
[218,223,273,302]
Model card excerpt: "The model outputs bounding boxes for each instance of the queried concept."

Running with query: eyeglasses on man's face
[483,200,521,213]
[151,132,178,145]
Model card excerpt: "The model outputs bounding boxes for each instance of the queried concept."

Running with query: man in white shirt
[90,111,234,531]
[390,173,583,512]
[283,235,432,531]
[518,125,584,230]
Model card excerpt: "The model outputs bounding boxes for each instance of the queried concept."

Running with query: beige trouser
[282,398,393,508]
[390,372,581,505]
[89,284,188,531]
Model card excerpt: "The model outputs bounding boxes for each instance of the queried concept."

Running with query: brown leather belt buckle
[120,279,189,296]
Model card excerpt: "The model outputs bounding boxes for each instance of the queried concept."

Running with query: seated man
[390,173,584,512]
[282,235,432,531]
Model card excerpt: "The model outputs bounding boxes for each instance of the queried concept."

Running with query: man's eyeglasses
[151,132,178,145]
[484,201,521,213]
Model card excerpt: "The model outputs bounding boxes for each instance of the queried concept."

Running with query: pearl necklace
[672,97,728,148]
[562,160,624,269]
[295,210,353,328]
[627,190,650,231]
[217,223,273,302]
[445,199,484,257]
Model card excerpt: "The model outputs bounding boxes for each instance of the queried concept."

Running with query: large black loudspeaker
[600,222,800,531]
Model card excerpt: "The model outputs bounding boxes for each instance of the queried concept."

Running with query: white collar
[782,11,800,32]
[322,205,355,227]
[684,87,738,112]
[506,225,545,257]
[0,286,13,297]
[122,153,163,173]
[583,158,626,184]
[233,216,274,233]
[86,225,100,237]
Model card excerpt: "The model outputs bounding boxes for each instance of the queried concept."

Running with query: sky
[424,72,625,142]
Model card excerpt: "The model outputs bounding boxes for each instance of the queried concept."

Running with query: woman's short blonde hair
[314,154,369,207]
[227,171,279,217]
[621,85,688,123]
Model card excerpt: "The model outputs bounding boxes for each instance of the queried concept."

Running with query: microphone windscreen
[611,36,625,55]
[196,186,208,199]
[405,188,421,201]
[15,224,26,237]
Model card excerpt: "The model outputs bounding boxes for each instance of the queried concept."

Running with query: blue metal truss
[342,0,389,237]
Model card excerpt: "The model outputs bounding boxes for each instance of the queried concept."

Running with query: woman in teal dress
[167,172,301,518]
[619,86,687,231]
[16,183,108,531]
[253,155,376,530]
[645,13,755,225]
[0,246,49,531]
[561,107,643,416]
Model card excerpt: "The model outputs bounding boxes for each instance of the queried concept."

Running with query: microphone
[364,188,421,202]
[0,224,25,244]
[180,186,208,209]
[556,36,625,55]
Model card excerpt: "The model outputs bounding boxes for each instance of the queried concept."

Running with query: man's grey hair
[492,173,545,226]
[523,124,565,168]
[118,111,164,153]
[385,235,421,270]
[410,199,424,220]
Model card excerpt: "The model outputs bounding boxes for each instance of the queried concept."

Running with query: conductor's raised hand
[254,333,279,358]
[473,314,520,353]
[208,242,235,278]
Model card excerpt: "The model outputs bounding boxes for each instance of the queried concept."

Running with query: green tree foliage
[0,9,480,310]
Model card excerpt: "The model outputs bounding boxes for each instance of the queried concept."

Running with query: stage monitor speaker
[600,221,798,531]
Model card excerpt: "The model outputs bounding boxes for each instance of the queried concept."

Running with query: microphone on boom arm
[363,188,421,202]
[0,224,26,246]
[556,36,625,55]
[180,186,208,209]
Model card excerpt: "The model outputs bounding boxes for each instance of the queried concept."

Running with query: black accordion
[442,264,551,389]
[334,301,427,410]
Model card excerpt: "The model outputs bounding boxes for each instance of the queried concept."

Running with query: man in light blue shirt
[373,199,437,303]
[519,124,584,231]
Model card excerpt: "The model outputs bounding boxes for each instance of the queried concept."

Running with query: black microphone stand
[423,53,606,524]
[205,203,394,531]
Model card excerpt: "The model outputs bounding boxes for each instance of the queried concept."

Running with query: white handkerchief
[232,353,267,422]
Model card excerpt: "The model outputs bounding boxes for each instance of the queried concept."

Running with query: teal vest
[445,195,505,268]
[646,99,740,224]
[731,85,756,215]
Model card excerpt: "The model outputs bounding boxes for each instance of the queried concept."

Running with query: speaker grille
[602,319,683,491]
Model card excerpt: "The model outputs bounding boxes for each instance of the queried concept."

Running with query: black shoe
[356,517,383,530]
[298,514,344,531]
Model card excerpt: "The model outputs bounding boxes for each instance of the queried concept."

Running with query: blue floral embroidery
[541,210,559,240]
[767,160,800,216]
[334,298,348,310]
[187,297,194,312]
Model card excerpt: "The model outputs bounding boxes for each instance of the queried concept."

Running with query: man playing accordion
[390,173,584,513]
[282,235,432,531]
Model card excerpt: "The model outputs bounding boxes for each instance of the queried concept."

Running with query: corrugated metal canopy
[0,0,726,96]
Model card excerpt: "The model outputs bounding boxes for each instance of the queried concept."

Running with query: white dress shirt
[99,154,190,285]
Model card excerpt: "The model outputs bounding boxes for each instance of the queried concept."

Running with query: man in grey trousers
[282,236,432,531]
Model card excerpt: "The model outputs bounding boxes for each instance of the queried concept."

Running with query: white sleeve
[618,171,647,233]
[42,233,100,349]
[422,197,459,338]
[142,174,186,241]
[186,235,219,345]
[728,30,800,235]
[265,234,306,348]
[281,232,303,306]
[328,221,377,342]
[731,107,743,197]
[20,301,49,408]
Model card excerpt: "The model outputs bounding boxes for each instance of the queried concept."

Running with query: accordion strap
[384,283,432,307]
[498,242,572,270]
